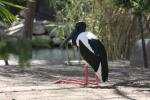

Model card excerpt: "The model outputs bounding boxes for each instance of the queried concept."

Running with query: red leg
[85,63,89,85]
[53,64,99,86]
[95,73,100,85]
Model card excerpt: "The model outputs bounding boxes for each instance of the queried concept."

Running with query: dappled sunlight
[0,60,149,99]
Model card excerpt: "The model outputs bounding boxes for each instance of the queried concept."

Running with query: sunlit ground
[0,60,149,100]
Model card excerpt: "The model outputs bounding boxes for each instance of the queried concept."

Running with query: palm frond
[0,0,26,23]
[0,3,15,23]
[0,0,27,10]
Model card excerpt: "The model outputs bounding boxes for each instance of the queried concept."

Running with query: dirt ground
[0,60,149,100]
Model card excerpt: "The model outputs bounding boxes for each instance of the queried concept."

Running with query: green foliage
[51,0,149,59]
[17,39,32,67]
[0,2,15,23]
[0,38,54,66]
[1,0,149,61]
[0,0,26,9]
[0,40,6,48]
[113,0,150,14]
[113,0,131,8]
[0,39,32,67]
[32,39,51,48]
[0,0,26,23]
[0,40,9,61]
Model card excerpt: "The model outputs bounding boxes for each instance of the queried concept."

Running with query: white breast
[76,32,97,53]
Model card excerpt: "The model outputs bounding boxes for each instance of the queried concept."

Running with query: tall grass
[51,0,150,60]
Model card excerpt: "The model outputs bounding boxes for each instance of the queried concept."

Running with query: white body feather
[76,32,97,53]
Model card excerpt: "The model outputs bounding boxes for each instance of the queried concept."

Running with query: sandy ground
[0,60,149,100]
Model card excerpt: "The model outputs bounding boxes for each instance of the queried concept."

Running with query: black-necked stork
[55,22,108,86]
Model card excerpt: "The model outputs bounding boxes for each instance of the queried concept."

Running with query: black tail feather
[101,57,108,82]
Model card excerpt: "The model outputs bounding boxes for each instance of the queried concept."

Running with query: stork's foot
[53,78,99,86]
[95,73,100,85]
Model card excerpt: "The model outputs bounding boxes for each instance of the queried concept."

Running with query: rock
[130,39,150,67]
[6,20,46,36]
[33,21,45,34]
[0,21,7,34]
[6,23,23,36]
[49,28,62,45]
[52,37,61,45]
[32,35,49,41]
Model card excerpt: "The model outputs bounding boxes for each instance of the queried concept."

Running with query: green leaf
[0,40,6,48]
[0,0,27,9]
[0,4,15,23]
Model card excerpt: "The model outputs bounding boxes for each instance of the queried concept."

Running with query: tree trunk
[36,0,56,20]
[138,15,148,68]
[22,0,36,61]
[4,60,8,65]
[23,0,36,39]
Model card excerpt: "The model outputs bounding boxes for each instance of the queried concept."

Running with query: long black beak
[60,31,74,48]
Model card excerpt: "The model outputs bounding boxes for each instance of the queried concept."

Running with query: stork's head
[75,21,86,32]
[60,21,86,47]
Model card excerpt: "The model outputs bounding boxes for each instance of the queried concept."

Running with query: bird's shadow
[87,80,150,89]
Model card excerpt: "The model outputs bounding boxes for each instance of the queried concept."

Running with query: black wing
[79,40,101,72]
[88,39,108,82]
